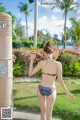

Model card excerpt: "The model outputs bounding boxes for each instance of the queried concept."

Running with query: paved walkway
[13,111,62,120]
[13,111,40,120]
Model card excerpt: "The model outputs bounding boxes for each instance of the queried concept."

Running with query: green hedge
[13,52,28,77]
[13,50,80,77]
[12,40,43,49]
[57,53,80,77]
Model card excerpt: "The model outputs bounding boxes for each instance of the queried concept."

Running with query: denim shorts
[38,85,56,96]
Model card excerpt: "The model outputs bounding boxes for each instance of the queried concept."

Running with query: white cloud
[28,22,34,36]
[21,21,25,26]
[77,10,80,14]
[21,14,72,39]
[37,15,64,38]
[77,17,80,20]
[38,16,48,30]
[52,8,62,13]
[37,14,73,39]
[21,21,34,37]
[16,13,22,19]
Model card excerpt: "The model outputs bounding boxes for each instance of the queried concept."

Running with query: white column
[0,12,13,117]
[34,0,38,46]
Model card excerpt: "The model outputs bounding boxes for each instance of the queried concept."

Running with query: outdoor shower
[0,12,13,119]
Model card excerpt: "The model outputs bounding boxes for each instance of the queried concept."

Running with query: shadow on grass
[70,89,80,94]
[13,89,17,96]
[57,93,65,95]
[13,95,37,101]
[57,89,80,95]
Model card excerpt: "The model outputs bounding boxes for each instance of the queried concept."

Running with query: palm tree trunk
[63,11,67,49]
[25,14,28,40]
[75,38,78,49]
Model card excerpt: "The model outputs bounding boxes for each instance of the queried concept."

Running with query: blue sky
[1,0,80,39]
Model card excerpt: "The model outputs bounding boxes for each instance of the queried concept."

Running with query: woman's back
[40,58,58,87]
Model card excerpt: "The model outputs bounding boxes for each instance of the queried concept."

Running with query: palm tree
[7,12,16,27]
[52,0,76,48]
[14,19,25,39]
[61,27,71,47]
[45,32,53,41]
[0,2,5,12]
[18,2,29,40]
[37,30,44,41]
[69,17,80,49]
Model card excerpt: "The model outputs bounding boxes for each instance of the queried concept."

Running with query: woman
[29,41,75,120]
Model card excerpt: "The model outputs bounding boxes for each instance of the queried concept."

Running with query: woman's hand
[66,92,75,99]
[29,53,36,61]
[12,54,16,63]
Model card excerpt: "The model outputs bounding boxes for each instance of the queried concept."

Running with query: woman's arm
[57,62,69,93]
[57,62,75,99]
[29,53,42,77]
[29,60,42,77]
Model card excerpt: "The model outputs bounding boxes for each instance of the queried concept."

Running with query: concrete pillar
[0,12,13,119]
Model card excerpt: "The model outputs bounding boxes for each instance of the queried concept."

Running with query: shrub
[57,53,80,77]
[22,40,33,48]
[13,50,29,77]
[74,62,80,76]
[13,49,43,77]
[37,42,43,48]
[12,40,33,48]
[12,40,43,49]
[12,41,24,48]
[13,60,26,77]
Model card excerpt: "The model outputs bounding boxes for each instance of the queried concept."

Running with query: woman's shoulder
[38,60,46,64]
[53,60,62,66]
[40,59,47,62]
[40,59,46,64]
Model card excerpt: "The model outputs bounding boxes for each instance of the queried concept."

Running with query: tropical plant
[57,53,80,76]
[7,12,16,27]
[45,32,52,41]
[53,39,60,48]
[0,2,5,12]
[61,27,71,48]
[52,0,77,48]
[14,19,25,39]
[37,30,44,41]
[18,2,29,40]
[69,17,80,49]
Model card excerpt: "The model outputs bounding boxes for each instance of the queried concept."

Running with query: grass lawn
[13,77,80,120]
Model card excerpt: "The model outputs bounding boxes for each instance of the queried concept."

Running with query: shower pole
[0,12,13,119]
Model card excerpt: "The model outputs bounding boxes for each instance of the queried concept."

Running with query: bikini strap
[45,59,49,66]
[42,72,57,76]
